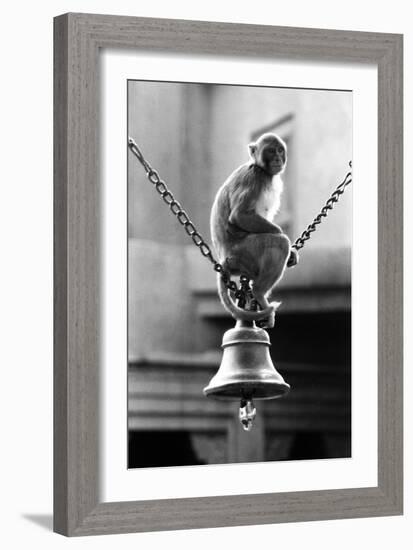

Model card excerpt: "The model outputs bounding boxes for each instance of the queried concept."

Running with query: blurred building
[127,81,352,467]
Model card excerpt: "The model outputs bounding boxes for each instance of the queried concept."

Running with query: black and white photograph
[0,0,406,544]
[127,80,352,468]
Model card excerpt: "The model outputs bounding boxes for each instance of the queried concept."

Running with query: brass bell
[204,320,290,431]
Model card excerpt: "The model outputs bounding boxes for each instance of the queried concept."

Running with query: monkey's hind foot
[256,312,275,329]
[255,301,281,329]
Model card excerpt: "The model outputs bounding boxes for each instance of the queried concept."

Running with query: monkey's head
[248,133,287,176]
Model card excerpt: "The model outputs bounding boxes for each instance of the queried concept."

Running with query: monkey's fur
[210,133,298,328]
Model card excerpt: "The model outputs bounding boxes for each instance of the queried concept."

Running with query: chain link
[292,162,352,251]
[128,137,352,301]
[128,137,238,293]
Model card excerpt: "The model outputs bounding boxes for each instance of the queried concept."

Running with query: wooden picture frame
[53,13,403,536]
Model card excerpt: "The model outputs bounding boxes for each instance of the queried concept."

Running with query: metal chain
[291,162,352,251]
[128,137,352,298]
[128,137,238,293]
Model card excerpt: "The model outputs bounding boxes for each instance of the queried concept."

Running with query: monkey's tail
[217,275,280,323]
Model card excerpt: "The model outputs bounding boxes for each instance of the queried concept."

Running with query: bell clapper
[239,397,257,432]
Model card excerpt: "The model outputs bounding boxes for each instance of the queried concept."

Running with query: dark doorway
[128,430,206,468]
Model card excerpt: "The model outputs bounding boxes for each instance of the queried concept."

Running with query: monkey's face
[249,134,287,176]
[261,139,287,175]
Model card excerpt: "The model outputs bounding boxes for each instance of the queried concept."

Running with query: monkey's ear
[248,143,257,157]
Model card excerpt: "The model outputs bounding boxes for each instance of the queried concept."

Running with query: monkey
[210,132,298,328]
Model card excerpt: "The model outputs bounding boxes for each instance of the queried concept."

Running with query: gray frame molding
[53,13,403,536]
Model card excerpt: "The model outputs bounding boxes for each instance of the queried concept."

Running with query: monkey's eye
[277,146,284,154]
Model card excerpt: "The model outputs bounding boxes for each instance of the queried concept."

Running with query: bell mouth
[203,379,290,401]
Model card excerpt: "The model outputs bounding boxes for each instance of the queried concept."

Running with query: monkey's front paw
[287,249,299,268]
